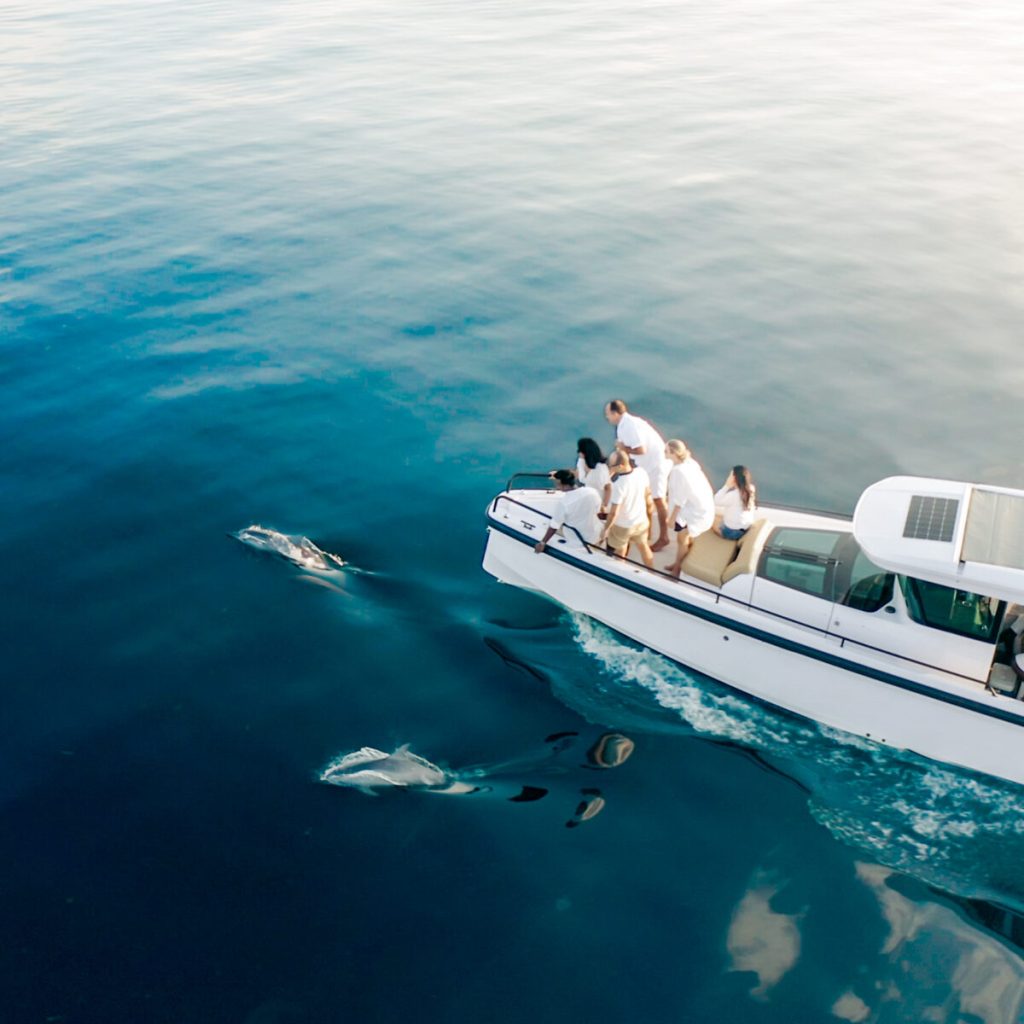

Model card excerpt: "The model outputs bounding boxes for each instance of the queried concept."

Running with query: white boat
[482,474,1024,787]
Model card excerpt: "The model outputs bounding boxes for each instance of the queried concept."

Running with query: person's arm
[599,503,620,545]
[645,487,654,523]
[535,526,558,553]
[537,499,566,553]
[616,419,645,456]
[666,469,681,525]
[601,481,612,513]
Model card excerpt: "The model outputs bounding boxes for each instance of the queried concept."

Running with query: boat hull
[484,521,1024,788]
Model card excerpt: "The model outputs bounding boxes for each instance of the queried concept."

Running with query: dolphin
[320,732,637,816]
[320,745,479,796]
[566,788,606,828]
[232,525,346,573]
[585,733,635,769]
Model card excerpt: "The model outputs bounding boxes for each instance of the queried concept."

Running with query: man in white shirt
[534,469,603,553]
[664,439,716,576]
[598,449,654,567]
[604,399,671,552]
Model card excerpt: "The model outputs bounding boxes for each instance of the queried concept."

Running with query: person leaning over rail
[603,399,671,552]
[598,449,654,568]
[664,439,715,577]
[534,469,603,553]
[712,465,757,541]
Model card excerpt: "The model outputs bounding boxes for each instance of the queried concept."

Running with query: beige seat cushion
[681,531,738,587]
[722,518,773,584]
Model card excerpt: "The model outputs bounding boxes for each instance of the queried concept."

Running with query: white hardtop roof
[853,476,1024,602]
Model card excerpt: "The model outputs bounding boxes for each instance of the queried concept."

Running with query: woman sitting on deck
[713,466,757,541]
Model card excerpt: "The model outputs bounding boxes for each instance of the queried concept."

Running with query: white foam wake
[568,613,1024,908]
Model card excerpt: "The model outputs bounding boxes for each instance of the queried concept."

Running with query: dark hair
[733,466,756,510]
[576,437,605,470]
[607,399,628,414]
[553,468,577,488]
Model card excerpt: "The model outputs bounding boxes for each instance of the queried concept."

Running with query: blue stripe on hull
[486,517,1024,730]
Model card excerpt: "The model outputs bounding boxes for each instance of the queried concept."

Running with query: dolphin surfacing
[233,525,346,572]
[320,745,477,795]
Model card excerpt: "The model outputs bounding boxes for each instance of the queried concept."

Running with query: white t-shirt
[576,456,611,504]
[714,486,756,531]
[616,413,669,499]
[608,466,651,528]
[616,412,665,458]
[550,487,602,544]
[668,458,715,531]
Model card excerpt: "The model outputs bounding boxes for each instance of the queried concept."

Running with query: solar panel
[903,495,959,542]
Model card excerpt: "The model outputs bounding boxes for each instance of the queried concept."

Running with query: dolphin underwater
[320,745,480,796]
[232,525,346,573]
[320,732,636,824]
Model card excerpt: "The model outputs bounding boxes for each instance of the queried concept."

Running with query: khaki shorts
[606,520,649,551]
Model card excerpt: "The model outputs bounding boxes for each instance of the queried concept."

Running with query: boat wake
[232,525,348,573]
[569,614,1024,911]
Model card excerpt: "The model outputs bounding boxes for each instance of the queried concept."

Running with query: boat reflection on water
[725,863,1024,1022]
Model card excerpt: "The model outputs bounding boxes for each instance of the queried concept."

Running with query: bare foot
[651,537,670,552]
[667,563,682,578]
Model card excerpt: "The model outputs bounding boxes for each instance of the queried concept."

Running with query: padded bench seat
[680,518,772,588]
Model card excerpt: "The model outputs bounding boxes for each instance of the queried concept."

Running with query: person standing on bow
[604,399,671,551]
[598,449,655,568]
[664,439,716,577]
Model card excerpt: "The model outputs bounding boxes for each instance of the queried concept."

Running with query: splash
[232,525,346,573]
[568,613,1024,910]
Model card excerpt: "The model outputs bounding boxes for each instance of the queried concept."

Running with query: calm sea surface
[4,2,1024,1021]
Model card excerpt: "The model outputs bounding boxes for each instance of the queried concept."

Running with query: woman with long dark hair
[713,466,757,540]
[575,437,612,513]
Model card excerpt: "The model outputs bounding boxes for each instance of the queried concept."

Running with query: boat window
[841,551,894,613]
[768,528,844,557]
[758,529,842,599]
[899,576,1001,642]
[762,553,830,597]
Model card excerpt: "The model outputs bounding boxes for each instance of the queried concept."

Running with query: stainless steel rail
[486,491,995,689]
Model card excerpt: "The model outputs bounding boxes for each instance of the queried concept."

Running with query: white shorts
[641,456,670,501]
[676,512,715,539]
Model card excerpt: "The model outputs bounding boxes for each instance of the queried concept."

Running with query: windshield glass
[899,576,1001,642]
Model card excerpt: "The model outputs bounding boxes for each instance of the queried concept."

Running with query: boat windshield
[759,528,845,599]
[898,576,1002,643]
[840,548,895,613]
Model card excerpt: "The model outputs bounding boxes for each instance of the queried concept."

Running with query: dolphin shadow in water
[319,731,636,828]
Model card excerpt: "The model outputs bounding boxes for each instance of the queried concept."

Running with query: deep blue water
[4,2,1024,1022]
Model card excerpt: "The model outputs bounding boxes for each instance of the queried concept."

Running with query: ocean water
[3,1,1024,1021]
